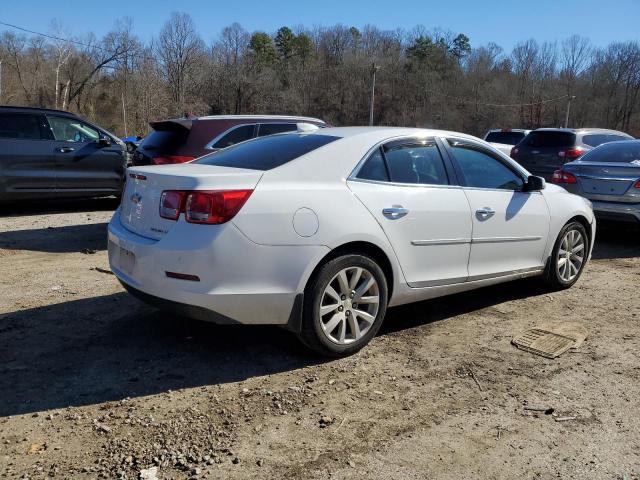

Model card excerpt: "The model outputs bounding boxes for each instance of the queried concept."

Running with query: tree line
[1,13,639,138]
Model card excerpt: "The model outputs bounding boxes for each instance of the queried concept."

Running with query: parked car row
[485,127,638,223]
[1,104,636,355]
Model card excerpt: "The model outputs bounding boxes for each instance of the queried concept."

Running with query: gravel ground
[0,198,639,480]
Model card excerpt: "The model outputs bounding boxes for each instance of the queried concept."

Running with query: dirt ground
[0,198,638,480]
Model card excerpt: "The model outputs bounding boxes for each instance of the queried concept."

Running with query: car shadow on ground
[0,197,120,218]
[0,278,547,418]
[0,222,108,253]
[591,222,640,260]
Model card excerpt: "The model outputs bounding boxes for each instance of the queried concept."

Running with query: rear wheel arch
[305,241,395,301]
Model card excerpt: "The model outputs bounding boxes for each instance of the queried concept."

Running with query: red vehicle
[132,115,327,166]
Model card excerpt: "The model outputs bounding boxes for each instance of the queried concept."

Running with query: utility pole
[121,91,128,137]
[564,95,576,128]
[0,60,3,104]
[369,62,380,126]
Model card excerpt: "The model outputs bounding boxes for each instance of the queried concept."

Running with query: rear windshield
[194,133,341,170]
[140,129,188,152]
[579,142,640,164]
[485,131,526,145]
[523,131,576,148]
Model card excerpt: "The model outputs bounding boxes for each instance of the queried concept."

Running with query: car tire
[543,221,589,290]
[298,254,388,357]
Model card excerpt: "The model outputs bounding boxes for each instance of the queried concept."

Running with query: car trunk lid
[120,164,263,240]
[565,162,640,202]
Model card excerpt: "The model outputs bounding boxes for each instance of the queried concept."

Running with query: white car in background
[108,127,595,356]
[484,128,531,156]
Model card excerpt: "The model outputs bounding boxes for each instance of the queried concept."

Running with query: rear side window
[485,131,526,145]
[583,133,630,147]
[357,149,389,182]
[195,133,341,170]
[211,124,255,149]
[579,142,640,164]
[384,143,449,185]
[523,131,576,148]
[0,113,47,140]
[257,123,297,137]
[582,134,610,147]
[448,141,524,191]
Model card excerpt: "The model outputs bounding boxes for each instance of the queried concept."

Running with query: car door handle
[382,206,409,219]
[476,207,495,220]
[57,147,75,153]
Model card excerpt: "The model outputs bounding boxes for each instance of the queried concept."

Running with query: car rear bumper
[591,200,640,223]
[108,209,329,326]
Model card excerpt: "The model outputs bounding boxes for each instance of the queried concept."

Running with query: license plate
[119,247,136,275]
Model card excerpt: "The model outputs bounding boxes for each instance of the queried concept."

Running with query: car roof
[311,126,481,142]
[195,114,325,124]
[486,128,530,133]
[0,105,78,117]
[532,127,631,135]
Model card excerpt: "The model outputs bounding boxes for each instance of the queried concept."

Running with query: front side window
[211,124,255,149]
[0,113,46,140]
[257,123,298,137]
[448,140,524,191]
[47,116,99,143]
[384,142,449,185]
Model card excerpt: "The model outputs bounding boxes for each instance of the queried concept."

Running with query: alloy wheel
[319,266,380,345]
[556,229,585,282]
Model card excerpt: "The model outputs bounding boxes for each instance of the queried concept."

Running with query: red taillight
[185,190,253,224]
[159,190,253,224]
[634,179,640,189]
[159,191,185,220]
[510,146,518,159]
[152,155,195,165]
[558,147,584,160]
[552,170,577,184]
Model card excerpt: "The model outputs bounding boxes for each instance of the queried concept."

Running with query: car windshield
[194,133,341,170]
[578,142,640,164]
[523,131,576,148]
[485,131,526,145]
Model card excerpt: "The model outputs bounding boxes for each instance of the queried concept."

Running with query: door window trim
[441,137,531,192]
[349,135,461,188]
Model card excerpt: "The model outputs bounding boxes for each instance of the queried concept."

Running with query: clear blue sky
[1,0,638,51]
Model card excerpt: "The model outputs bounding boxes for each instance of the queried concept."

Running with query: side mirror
[98,134,112,147]
[526,175,545,191]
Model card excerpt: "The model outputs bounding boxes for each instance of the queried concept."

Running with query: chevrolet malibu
[108,127,595,356]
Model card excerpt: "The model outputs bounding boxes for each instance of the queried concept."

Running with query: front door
[347,138,472,287]
[47,115,124,195]
[444,138,550,279]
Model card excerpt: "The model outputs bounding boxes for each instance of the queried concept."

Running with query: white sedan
[108,127,595,356]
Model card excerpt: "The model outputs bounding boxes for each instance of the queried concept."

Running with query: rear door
[516,131,576,180]
[444,138,550,279]
[47,115,125,194]
[347,138,472,287]
[0,111,57,198]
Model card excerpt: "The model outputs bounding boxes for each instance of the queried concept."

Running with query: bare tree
[156,12,204,115]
